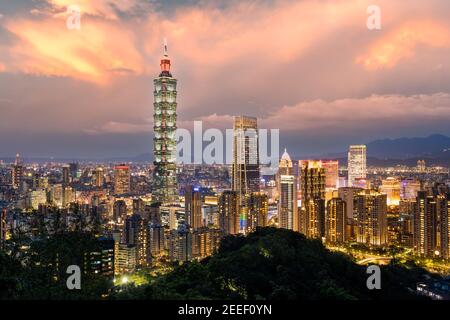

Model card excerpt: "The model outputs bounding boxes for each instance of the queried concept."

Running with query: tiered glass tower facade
[152,45,178,204]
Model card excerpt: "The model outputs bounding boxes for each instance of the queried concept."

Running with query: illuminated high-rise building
[347,145,366,187]
[279,174,297,231]
[380,177,401,206]
[93,167,104,188]
[149,223,165,258]
[439,193,450,260]
[62,165,70,185]
[277,149,297,231]
[169,225,192,262]
[300,160,325,238]
[338,187,363,240]
[232,116,260,200]
[185,185,203,230]
[0,209,6,249]
[29,189,47,210]
[276,148,293,199]
[354,190,387,246]
[417,159,426,173]
[124,214,149,267]
[401,178,421,200]
[152,42,178,205]
[218,191,240,235]
[191,227,222,259]
[114,165,131,195]
[278,148,293,176]
[413,191,438,258]
[113,200,127,221]
[322,160,339,189]
[245,192,268,233]
[69,163,79,180]
[326,198,346,244]
[11,153,23,190]
[115,244,137,275]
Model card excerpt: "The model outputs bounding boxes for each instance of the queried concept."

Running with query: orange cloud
[2,0,362,84]
[48,0,141,19]
[357,20,450,70]
[4,16,144,83]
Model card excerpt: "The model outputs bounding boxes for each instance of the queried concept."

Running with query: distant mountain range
[366,134,450,159]
[325,134,450,167]
[1,134,450,166]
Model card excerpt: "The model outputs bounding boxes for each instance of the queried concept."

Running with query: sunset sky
[1,0,450,159]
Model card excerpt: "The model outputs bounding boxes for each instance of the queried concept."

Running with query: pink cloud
[260,93,450,131]
[357,20,450,70]
[185,93,450,133]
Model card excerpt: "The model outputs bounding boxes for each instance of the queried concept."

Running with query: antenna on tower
[163,38,168,57]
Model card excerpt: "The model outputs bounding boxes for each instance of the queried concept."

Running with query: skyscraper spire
[163,38,168,57]
[160,38,171,76]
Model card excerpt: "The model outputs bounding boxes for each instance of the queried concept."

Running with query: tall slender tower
[232,116,260,198]
[12,153,23,190]
[347,145,366,187]
[153,41,178,204]
[185,185,203,230]
[277,149,298,231]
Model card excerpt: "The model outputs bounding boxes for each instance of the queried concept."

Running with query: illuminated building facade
[218,191,240,235]
[322,160,339,189]
[277,149,297,231]
[114,165,131,195]
[62,165,70,185]
[115,243,137,275]
[414,192,436,257]
[29,189,47,210]
[326,198,346,244]
[354,190,387,246]
[440,193,450,260]
[93,167,104,188]
[113,200,127,222]
[12,154,23,190]
[245,192,268,233]
[279,174,297,231]
[124,214,149,267]
[232,116,260,200]
[347,145,366,187]
[149,223,165,258]
[338,187,363,241]
[413,191,444,258]
[169,225,192,262]
[300,160,325,238]
[380,177,401,206]
[278,148,293,176]
[417,159,426,173]
[152,43,178,205]
[0,209,6,249]
[191,227,222,259]
[401,178,421,200]
[185,185,203,230]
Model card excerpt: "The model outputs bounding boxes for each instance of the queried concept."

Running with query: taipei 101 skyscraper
[152,41,178,204]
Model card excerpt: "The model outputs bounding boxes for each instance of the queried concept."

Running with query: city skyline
[1,0,450,158]
[2,0,450,306]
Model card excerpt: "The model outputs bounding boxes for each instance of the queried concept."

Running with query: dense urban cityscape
[1,42,450,301]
